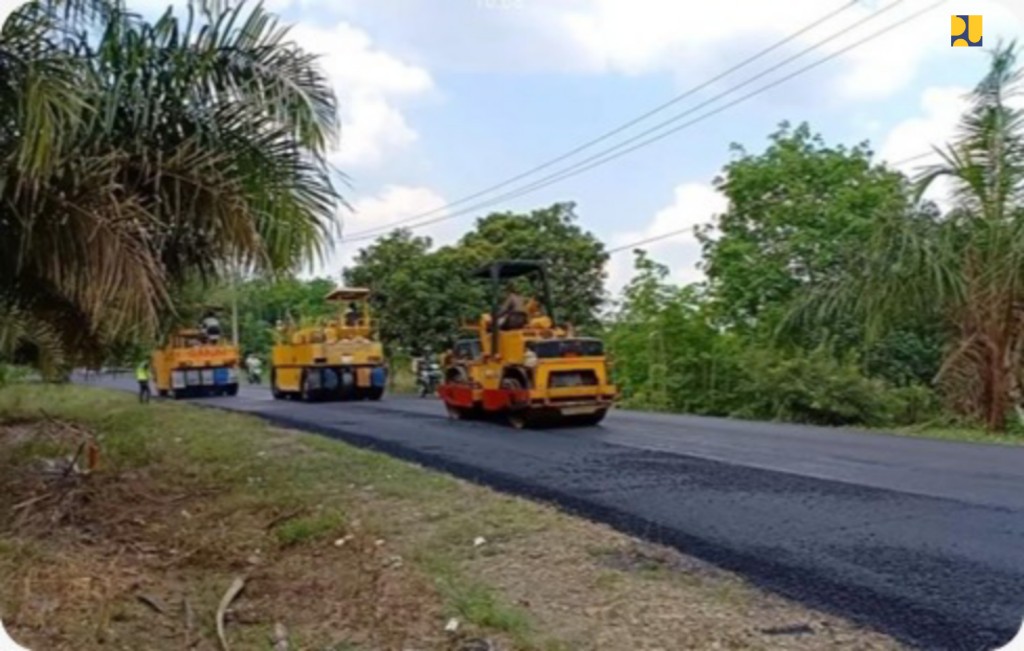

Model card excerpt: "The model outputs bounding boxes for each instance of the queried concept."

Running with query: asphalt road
[86,376,1024,650]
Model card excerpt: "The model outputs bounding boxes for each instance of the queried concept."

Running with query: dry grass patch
[0,385,904,650]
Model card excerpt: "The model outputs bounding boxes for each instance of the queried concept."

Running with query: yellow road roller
[439,260,617,428]
[271,288,387,401]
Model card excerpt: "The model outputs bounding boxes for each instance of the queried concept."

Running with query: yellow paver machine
[270,288,388,402]
[439,260,617,428]
[151,328,240,399]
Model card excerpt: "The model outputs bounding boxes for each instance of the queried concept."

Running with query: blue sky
[267,0,1024,293]
[5,0,1022,292]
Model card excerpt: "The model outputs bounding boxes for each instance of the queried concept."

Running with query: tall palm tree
[797,41,1024,431]
[0,0,342,373]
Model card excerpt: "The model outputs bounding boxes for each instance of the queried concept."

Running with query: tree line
[1,0,1021,434]
[338,42,1024,434]
[0,0,342,376]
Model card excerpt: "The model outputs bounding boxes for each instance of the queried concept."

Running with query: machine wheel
[500,377,529,430]
[300,370,315,402]
[226,383,239,397]
[446,404,466,420]
[368,386,385,401]
[171,388,185,400]
[271,370,286,400]
[158,389,169,398]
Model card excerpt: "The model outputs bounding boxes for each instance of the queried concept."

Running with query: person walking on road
[136,359,151,404]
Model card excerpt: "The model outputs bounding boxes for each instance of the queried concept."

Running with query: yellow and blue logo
[952,15,982,47]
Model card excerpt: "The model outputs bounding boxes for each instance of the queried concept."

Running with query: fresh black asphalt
[84,376,1024,650]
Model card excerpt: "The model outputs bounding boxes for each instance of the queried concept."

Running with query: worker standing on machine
[200,310,222,343]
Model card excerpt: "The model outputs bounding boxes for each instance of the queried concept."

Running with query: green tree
[0,0,341,372]
[698,123,908,330]
[344,231,484,355]
[606,251,746,416]
[458,202,609,329]
[345,204,609,354]
[801,41,1024,431]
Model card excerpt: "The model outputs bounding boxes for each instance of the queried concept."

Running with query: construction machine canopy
[472,260,545,280]
[473,260,556,352]
[325,287,371,302]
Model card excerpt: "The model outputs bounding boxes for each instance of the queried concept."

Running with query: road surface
[85,376,1024,650]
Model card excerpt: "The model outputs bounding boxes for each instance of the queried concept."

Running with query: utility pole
[231,264,240,345]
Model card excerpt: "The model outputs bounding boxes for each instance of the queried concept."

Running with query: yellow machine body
[151,329,240,399]
[271,288,388,402]
[440,261,617,427]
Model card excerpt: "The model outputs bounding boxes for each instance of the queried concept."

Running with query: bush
[885,384,941,426]
[731,347,899,427]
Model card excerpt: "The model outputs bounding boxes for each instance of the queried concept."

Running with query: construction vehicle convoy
[270,288,388,401]
[438,260,617,428]
[151,319,241,399]
[152,266,616,428]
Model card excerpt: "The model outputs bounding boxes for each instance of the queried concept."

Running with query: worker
[245,354,263,384]
[498,283,528,330]
[135,359,151,404]
[200,310,221,343]
[344,302,360,327]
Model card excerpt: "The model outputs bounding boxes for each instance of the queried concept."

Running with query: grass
[0,384,905,650]
[274,510,346,547]
[886,422,1024,446]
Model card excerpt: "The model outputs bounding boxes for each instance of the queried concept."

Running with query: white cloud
[880,83,1024,209]
[331,92,419,168]
[343,185,449,238]
[0,0,22,25]
[558,0,1013,102]
[290,21,434,169]
[605,182,727,296]
[311,184,457,279]
[339,0,1021,104]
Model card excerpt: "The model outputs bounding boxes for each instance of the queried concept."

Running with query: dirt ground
[0,385,905,650]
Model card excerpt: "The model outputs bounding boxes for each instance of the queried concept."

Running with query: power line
[604,150,945,256]
[340,0,862,240]
[341,0,942,245]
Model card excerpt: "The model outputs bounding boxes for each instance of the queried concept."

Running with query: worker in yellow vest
[136,359,151,404]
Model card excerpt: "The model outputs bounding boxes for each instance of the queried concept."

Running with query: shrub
[731,347,898,427]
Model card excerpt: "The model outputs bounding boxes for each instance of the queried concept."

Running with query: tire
[368,386,385,401]
[226,383,239,397]
[271,370,285,400]
[171,389,184,400]
[446,404,466,420]
[300,370,315,402]
[500,377,528,430]
[158,389,169,398]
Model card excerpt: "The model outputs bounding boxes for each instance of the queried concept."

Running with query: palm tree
[0,0,342,373]
[797,41,1024,431]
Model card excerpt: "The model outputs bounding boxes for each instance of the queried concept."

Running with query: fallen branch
[216,576,246,651]
[136,594,167,616]
[11,494,49,512]
[264,508,306,531]
[63,441,86,478]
